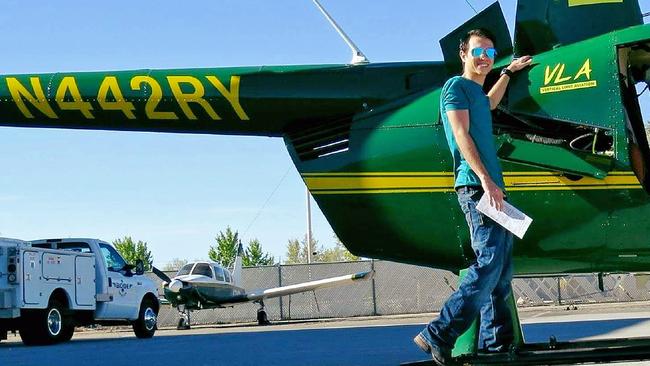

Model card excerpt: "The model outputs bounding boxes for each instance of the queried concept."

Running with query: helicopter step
[401,337,650,366]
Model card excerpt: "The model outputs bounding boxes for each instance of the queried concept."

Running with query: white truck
[0,237,160,345]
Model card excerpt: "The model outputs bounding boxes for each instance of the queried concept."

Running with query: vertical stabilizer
[439,2,513,74]
[232,241,244,287]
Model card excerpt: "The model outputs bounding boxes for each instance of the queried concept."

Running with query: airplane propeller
[151,266,172,284]
[167,279,185,293]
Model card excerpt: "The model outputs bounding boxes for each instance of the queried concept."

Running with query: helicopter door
[619,46,650,192]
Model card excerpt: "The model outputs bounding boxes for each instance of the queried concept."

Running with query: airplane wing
[242,270,373,303]
[161,269,374,308]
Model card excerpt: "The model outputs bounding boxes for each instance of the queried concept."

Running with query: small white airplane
[154,243,373,329]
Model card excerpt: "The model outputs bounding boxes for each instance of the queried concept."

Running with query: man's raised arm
[487,56,533,110]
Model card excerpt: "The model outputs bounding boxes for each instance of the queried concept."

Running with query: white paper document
[476,194,533,239]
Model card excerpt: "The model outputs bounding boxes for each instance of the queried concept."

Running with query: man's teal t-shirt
[440,76,505,190]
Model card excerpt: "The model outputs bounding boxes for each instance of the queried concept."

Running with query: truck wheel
[60,320,75,342]
[20,299,72,345]
[133,298,157,339]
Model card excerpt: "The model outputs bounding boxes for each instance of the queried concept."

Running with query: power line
[243,166,293,237]
[464,0,478,14]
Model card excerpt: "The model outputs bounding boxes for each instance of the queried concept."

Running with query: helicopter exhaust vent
[287,117,352,161]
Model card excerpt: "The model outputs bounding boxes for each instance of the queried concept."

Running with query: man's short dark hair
[459,28,497,52]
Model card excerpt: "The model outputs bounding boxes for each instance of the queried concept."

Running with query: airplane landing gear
[176,305,191,330]
[256,300,270,326]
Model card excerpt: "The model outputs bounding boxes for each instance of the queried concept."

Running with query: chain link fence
[148,261,650,327]
[513,274,650,307]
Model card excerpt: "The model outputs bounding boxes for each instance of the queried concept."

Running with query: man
[413,29,532,365]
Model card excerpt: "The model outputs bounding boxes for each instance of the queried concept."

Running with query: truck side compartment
[20,248,95,310]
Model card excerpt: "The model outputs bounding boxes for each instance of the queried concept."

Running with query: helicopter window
[213,266,225,282]
[192,263,213,278]
[176,263,194,276]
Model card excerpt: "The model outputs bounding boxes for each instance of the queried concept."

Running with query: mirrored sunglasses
[470,47,497,59]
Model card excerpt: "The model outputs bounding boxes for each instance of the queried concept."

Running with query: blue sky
[0,1,648,267]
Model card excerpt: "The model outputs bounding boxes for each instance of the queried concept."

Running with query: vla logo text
[540,59,597,94]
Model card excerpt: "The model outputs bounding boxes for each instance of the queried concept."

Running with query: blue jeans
[421,186,514,352]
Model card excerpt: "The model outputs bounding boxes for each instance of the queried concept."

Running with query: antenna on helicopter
[312,0,369,65]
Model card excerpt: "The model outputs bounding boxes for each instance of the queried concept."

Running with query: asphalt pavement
[3,303,650,366]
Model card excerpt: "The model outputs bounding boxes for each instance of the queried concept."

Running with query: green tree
[113,236,153,271]
[208,227,239,268]
[162,258,189,271]
[243,239,275,266]
[284,234,321,264]
[319,236,360,262]
[209,228,275,267]
[284,234,358,263]
[285,238,303,264]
